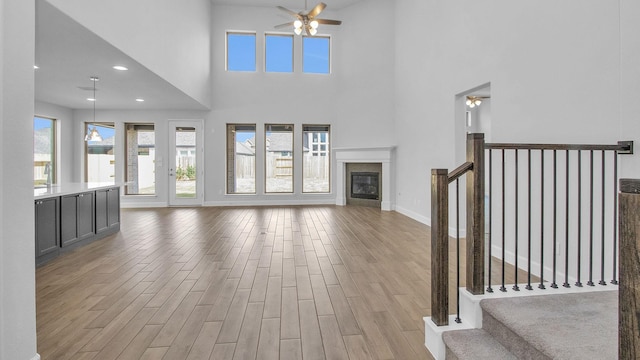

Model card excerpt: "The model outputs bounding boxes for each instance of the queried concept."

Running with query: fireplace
[334,146,395,211]
[351,172,379,200]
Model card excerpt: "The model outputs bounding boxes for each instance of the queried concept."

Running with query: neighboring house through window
[303,125,330,192]
[265,124,294,193]
[85,122,115,183]
[125,123,155,195]
[227,124,256,194]
[34,116,56,187]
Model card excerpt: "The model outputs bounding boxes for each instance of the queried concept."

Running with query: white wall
[334,0,396,148]
[1,0,38,359]
[394,0,630,223]
[45,0,212,109]
[35,101,74,184]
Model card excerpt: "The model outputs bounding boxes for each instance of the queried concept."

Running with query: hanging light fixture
[84,76,103,142]
[466,96,488,108]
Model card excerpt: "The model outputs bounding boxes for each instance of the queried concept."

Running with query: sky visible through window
[34,117,51,130]
[266,35,293,72]
[303,36,329,74]
[228,32,329,74]
[228,33,256,71]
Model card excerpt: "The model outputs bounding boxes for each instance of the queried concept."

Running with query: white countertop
[34,182,121,200]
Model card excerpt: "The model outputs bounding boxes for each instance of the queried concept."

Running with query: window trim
[302,35,332,74]
[226,30,257,72]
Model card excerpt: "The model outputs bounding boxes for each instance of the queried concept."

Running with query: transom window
[226,32,256,72]
[265,34,294,73]
[303,36,330,74]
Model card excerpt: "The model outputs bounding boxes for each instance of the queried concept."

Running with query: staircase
[441,291,618,360]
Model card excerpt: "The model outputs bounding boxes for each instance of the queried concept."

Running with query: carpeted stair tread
[442,328,517,360]
[480,291,617,360]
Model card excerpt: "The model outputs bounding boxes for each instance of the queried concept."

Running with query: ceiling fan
[275,1,342,36]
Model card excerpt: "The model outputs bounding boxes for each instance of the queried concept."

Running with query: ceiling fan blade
[277,6,300,17]
[275,21,295,29]
[307,2,326,19]
[316,18,342,25]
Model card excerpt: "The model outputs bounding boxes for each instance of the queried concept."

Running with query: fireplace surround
[334,146,395,211]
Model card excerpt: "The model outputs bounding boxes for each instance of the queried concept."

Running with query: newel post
[431,169,449,326]
[618,178,640,359]
[466,133,485,295]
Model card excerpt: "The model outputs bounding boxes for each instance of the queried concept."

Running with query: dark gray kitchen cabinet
[35,197,59,258]
[96,187,120,234]
[60,192,95,247]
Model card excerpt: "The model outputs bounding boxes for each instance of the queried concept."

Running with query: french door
[168,120,204,206]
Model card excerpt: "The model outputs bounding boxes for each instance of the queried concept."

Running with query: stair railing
[430,133,633,327]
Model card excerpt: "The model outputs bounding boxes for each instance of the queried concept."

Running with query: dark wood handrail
[485,140,633,153]
[448,162,473,183]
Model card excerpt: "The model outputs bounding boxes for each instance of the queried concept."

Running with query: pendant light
[84,76,103,142]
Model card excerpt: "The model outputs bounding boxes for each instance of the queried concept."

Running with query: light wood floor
[37,206,440,359]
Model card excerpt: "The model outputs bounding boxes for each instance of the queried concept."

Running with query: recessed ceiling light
[113,65,128,71]
[34,65,39,69]
[87,98,96,101]
[135,98,145,102]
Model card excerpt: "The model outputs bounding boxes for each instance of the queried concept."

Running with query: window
[85,123,115,183]
[265,124,293,193]
[303,36,330,74]
[125,124,155,195]
[227,32,256,71]
[265,34,294,73]
[303,125,330,193]
[227,124,256,194]
[34,116,56,187]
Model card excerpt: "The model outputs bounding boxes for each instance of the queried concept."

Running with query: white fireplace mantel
[334,146,395,211]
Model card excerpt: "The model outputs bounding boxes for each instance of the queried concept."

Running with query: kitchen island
[35,183,120,266]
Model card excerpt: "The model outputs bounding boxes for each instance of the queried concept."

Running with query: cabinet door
[35,198,59,257]
[107,187,120,228]
[95,189,109,234]
[77,192,95,240]
[60,195,78,247]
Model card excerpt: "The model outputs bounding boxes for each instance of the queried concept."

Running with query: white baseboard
[395,205,430,225]
[31,354,41,360]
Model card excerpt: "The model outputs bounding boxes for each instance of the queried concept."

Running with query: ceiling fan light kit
[466,96,489,108]
[276,1,342,36]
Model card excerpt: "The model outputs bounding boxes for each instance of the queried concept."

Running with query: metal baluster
[599,150,607,286]
[526,149,533,290]
[587,150,595,286]
[487,149,493,293]
[611,152,619,285]
[513,149,520,291]
[563,150,571,288]
[576,150,583,287]
[455,178,461,323]
[500,149,507,292]
[551,150,558,288]
[539,150,546,289]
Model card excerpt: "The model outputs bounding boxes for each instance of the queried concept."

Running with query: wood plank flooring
[36,205,466,359]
